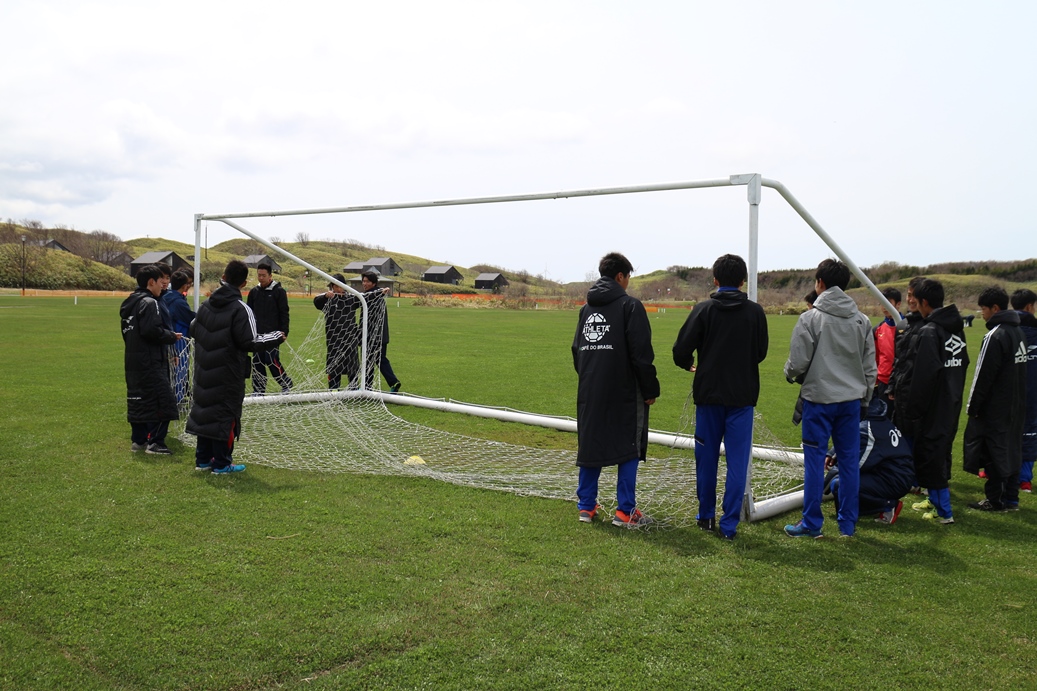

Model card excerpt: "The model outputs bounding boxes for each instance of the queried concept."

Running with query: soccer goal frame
[193,173,898,522]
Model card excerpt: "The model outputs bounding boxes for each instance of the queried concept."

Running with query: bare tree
[295,231,310,246]
[87,230,126,265]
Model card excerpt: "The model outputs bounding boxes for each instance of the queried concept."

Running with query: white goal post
[192,174,898,522]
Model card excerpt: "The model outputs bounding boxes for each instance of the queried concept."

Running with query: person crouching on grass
[186,260,285,474]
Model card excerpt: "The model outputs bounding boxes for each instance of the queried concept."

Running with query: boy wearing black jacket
[964,286,1027,510]
[672,254,768,540]
[1011,289,1037,493]
[247,262,294,394]
[894,278,969,523]
[573,253,660,528]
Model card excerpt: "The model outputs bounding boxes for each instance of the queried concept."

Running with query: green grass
[1,296,1035,689]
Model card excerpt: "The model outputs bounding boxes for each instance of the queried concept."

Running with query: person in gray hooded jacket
[783,259,877,538]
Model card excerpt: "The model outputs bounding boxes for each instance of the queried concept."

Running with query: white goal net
[177,175,896,526]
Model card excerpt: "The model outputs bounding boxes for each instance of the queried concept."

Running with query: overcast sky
[2,1,1033,282]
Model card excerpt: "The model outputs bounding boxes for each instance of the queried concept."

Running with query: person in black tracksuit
[360,272,401,392]
[1010,289,1037,492]
[246,262,293,394]
[313,274,361,390]
[672,254,768,540]
[825,398,916,522]
[893,279,969,522]
[572,253,660,528]
[186,260,285,473]
[964,286,1027,510]
[120,265,182,454]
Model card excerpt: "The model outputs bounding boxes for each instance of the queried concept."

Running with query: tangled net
[175,291,804,527]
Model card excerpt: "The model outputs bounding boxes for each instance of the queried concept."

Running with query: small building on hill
[108,251,134,271]
[343,260,366,273]
[45,239,73,253]
[422,266,463,285]
[130,251,192,277]
[474,272,509,291]
[243,254,283,273]
[363,257,403,276]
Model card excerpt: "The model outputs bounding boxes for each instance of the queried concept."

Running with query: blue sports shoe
[784,521,823,538]
[212,464,246,475]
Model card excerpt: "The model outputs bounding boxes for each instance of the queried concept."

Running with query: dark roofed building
[343,261,366,273]
[422,265,463,285]
[44,239,72,253]
[363,257,403,276]
[243,254,283,273]
[129,251,192,277]
[474,272,509,291]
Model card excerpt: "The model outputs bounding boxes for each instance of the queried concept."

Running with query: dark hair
[598,252,633,279]
[914,278,944,309]
[881,287,902,303]
[804,290,817,306]
[978,285,1009,311]
[154,262,172,278]
[224,259,249,287]
[908,276,927,293]
[712,254,747,288]
[170,269,192,291]
[328,273,346,288]
[1011,288,1037,311]
[361,271,379,286]
[815,258,850,291]
[257,262,273,274]
[136,265,162,289]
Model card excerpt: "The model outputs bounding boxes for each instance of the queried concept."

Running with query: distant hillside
[0,220,565,295]
[644,260,1037,314]
[2,219,1034,309]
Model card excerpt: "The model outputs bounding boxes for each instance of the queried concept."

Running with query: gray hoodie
[784,286,877,405]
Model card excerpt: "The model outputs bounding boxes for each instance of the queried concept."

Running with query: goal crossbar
[194,173,890,523]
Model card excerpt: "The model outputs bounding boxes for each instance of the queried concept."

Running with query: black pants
[131,420,169,446]
[252,349,293,394]
[195,431,237,470]
[986,467,1021,505]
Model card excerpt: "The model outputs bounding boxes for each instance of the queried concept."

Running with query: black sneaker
[146,443,172,455]
[697,517,716,532]
[967,499,1006,512]
[131,442,147,452]
[389,381,402,393]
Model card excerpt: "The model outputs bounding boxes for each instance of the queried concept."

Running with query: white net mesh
[174,291,804,527]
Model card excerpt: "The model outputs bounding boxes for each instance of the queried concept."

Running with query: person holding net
[313,274,361,390]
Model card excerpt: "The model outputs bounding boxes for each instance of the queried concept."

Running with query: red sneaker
[578,504,601,523]
[1021,481,1032,493]
[875,500,904,525]
[612,508,655,529]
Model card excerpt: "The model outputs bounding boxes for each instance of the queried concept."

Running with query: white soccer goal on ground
[185,174,897,525]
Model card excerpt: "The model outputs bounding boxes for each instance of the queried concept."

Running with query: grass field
[2,295,1035,690]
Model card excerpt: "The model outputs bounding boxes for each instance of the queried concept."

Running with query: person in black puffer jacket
[186,260,285,474]
[121,264,183,455]
[1010,289,1037,493]
[892,278,969,523]
[964,286,1027,510]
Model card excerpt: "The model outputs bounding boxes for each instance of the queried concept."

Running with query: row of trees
[1,219,129,268]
